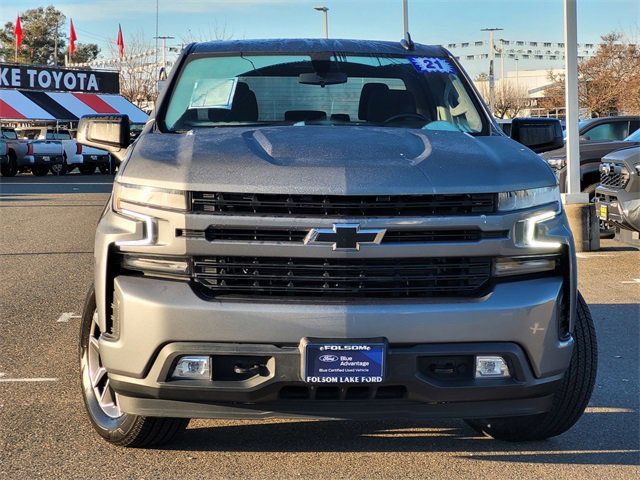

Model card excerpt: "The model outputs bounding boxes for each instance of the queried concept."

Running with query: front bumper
[595,187,640,232]
[101,274,572,419]
[110,339,562,420]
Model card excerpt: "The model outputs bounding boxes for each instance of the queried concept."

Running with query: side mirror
[509,118,564,154]
[77,114,131,161]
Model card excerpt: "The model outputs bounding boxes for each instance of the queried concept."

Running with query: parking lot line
[0,377,59,383]
[57,312,81,323]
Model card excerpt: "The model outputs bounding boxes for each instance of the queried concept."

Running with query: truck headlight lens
[497,186,561,212]
[112,181,187,212]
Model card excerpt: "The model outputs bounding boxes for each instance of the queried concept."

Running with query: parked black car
[540,116,640,195]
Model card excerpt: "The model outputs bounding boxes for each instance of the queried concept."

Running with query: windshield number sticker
[408,57,455,74]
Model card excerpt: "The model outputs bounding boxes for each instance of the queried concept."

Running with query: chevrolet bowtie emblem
[304,224,386,250]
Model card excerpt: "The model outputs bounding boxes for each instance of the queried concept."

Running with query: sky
[1,0,638,58]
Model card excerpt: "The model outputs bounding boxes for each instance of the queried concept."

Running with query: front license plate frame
[599,204,608,220]
[301,338,386,384]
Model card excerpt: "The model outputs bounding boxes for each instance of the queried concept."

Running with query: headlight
[498,186,561,212]
[112,181,187,212]
[545,156,566,170]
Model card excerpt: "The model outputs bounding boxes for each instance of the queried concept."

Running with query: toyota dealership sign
[0,63,119,94]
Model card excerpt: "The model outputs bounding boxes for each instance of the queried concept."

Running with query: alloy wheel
[85,311,122,418]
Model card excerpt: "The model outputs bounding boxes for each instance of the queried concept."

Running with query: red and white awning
[0,89,148,123]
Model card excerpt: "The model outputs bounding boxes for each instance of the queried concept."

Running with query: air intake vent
[192,256,492,298]
[191,192,496,217]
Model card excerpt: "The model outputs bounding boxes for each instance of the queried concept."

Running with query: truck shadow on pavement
[160,410,638,465]
[157,301,639,466]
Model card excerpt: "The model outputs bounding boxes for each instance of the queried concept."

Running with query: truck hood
[121,126,556,194]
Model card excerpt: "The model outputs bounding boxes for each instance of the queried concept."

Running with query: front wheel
[0,154,18,177]
[31,165,48,176]
[50,161,67,176]
[465,292,597,441]
[79,288,189,447]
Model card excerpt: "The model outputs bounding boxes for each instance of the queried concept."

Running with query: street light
[314,6,329,39]
[481,27,503,113]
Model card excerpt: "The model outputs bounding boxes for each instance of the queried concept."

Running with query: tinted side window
[581,121,629,141]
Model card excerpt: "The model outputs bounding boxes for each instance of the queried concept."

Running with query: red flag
[14,14,23,50]
[69,19,77,57]
[116,24,124,59]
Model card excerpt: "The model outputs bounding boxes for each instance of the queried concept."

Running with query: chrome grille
[600,163,629,189]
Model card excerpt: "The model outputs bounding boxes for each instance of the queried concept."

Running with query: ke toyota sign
[0,64,119,94]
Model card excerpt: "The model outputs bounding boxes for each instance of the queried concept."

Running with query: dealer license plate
[91,155,98,160]
[599,205,608,220]
[303,341,385,384]
[42,156,50,162]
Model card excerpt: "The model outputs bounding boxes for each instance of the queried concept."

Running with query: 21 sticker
[408,57,455,74]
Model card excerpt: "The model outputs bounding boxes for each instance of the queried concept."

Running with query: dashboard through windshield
[162,53,488,134]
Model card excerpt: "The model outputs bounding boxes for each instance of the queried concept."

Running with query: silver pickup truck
[0,127,29,177]
[76,38,597,448]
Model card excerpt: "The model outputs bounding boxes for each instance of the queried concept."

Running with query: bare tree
[476,75,529,119]
[540,32,640,117]
[180,21,233,44]
[106,34,157,111]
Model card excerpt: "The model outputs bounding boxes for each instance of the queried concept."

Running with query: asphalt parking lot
[0,175,638,479]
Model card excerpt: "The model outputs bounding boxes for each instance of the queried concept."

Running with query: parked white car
[15,127,84,176]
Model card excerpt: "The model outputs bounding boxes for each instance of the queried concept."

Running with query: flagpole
[14,12,18,63]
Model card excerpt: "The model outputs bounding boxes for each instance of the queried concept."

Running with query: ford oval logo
[319,354,339,363]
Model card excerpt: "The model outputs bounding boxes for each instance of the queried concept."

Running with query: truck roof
[191,38,447,57]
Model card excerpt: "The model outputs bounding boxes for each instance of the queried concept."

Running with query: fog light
[172,356,211,380]
[475,356,510,378]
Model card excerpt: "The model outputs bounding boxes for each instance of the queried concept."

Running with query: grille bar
[192,256,492,298]
[600,170,629,189]
[178,227,507,244]
[191,192,496,216]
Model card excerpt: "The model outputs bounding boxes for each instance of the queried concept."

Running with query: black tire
[50,161,67,176]
[1,152,18,177]
[79,288,189,447]
[98,164,111,175]
[464,292,597,441]
[79,165,95,175]
[31,165,49,176]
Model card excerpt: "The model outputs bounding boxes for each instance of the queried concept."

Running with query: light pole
[481,27,503,113]
[314,6,329,39]
[563,0,583,202]
[154,35,174,73]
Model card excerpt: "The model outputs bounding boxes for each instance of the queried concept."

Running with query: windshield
[163,53,487,134]
[625,128,640,142]
[1,130,17,140]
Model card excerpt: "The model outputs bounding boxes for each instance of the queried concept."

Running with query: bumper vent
[191,192,496,217]
[192,256,492,298]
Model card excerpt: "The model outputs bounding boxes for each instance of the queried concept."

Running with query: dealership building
[0,63,148,126]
